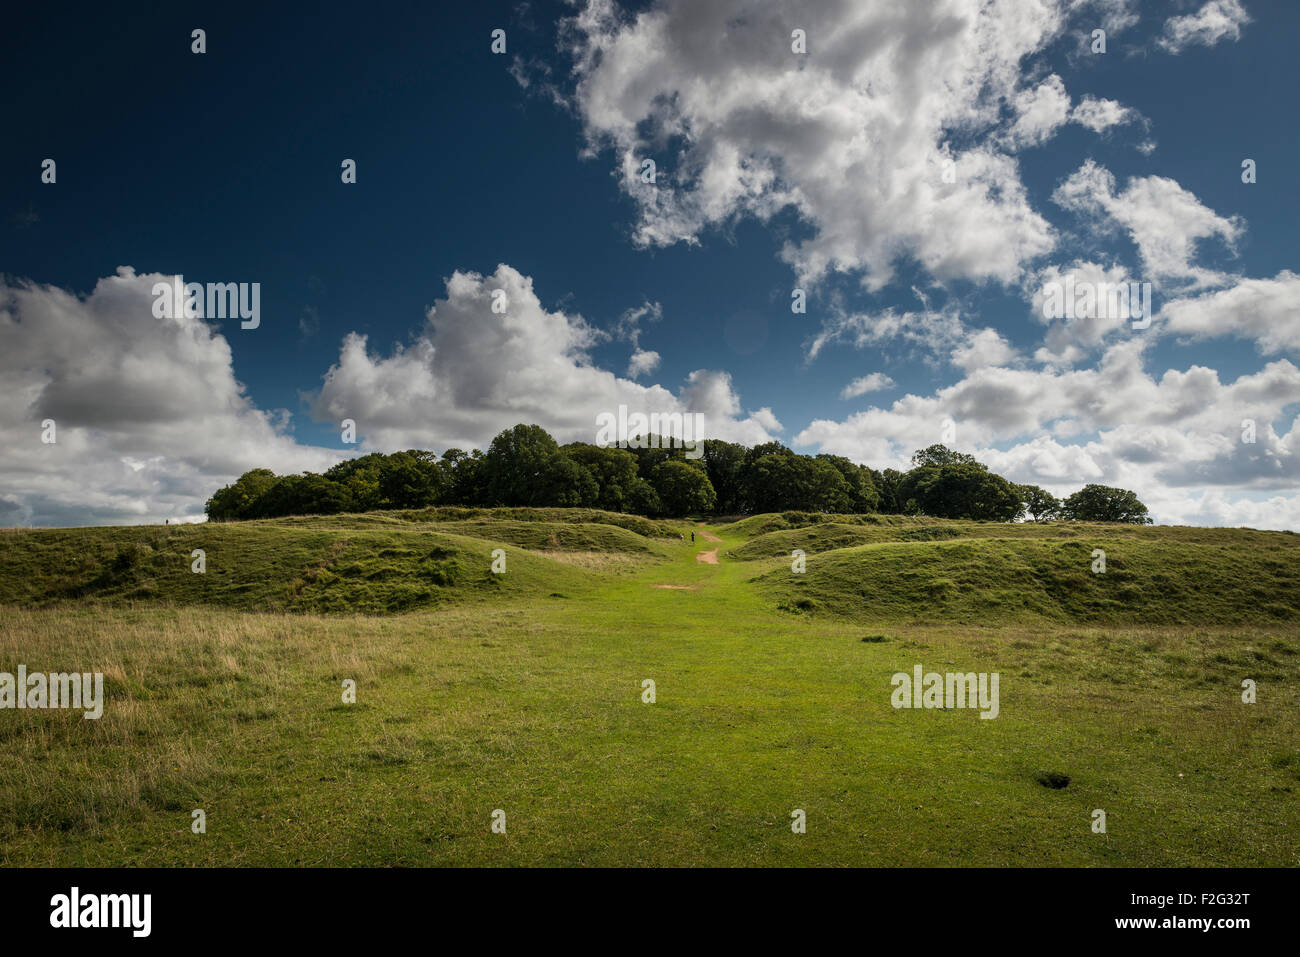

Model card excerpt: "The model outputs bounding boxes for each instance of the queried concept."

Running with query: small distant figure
[691,531,695,543]
[165,519,169,525]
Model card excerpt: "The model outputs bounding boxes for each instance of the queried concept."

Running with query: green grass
[732,517,1298,558]
[0,515,665,613]
[419,519,665,555]
[0,510,1296,866]
[387,506,680,539]
[757,536,1300,625]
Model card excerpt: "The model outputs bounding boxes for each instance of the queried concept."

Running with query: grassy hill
[0,509,671,613]
[386,505,681,539]
[730,515,1296,558]
[6,508,1293,624]
[1,509,1296,866]
[753,533,1299,625]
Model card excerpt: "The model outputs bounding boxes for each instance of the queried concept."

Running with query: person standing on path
[691,531,695,543]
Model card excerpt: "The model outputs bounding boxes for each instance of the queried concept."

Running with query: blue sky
[1,0,1297,528]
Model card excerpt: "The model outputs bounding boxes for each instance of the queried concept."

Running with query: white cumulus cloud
[1157,0,1251,54]
[0,268,341,526]
[309,264,781,451]
[841,373,896,399]
[1052,160,1243,287]
[563,0,1089,289]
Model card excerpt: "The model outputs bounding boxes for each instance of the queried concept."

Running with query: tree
[745,441,796,464]
[535,455,599,508]
[701,440,749,514]
[563,444,645,513]
[743,454,852,513]
[650,460,717,516]
[898,464,1023,521]
[480,425,560,506]
[202,422,1061,522]
[377,451,444,509]
[627,479,663,517]
[1061,484,1153,524]
[625,434,689,477]
[250,473,353,518]
[817,454,880,512]
[804,458,855,512]
[205,468,278,521]
[742,453,803,513]
[1018,485,1060,522]
[910,444,979,468]
[441,448,486,505]
[323,453,388,511]
[870,468,906,514]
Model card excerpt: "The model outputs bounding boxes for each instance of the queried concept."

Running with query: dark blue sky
[2,0,1297,527]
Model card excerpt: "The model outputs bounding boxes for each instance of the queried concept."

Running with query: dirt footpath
[695,549,719,564]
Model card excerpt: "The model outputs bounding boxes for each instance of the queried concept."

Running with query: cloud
[808,292,1018,372]
[953,327,1020,371]
[0,265,779,525]
[1052,160,1243,286]
[309,263,781,451]
[1005,74,1072,149]
[749,406,785,433]
[613,300,662,345]
[1069,0,1140,32]
[1004,81,1139,149]
[794,340,1300,527]
[627,348,661,378]
[1159,270,1300,355]
[1029,260,1143,364]
[840,373,895,399]
[562,0,1098,289]
[1157,0,1251,54]
[1070,95,1137,132]
[299,304,320,338]
[7,265,1292,530]
[614,300,663,377]
[0,268,340,526]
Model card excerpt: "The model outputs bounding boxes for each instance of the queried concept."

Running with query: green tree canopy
[701,440,749,514]
[440,448,484,505]
[535,455,599,508]
[1061,484,1153,524]
[1018,485,1061,522]
[817,454,881,513]
[480,424,561,506]
[650,460,717,515]
[377,451,445,509]
[205,468,278,521]
[910,444,980,469]
[202,425,1076,524]
[744,454,853,513]
[563,444,648,514]
[251,473,354,518]
[898,464,1023,521]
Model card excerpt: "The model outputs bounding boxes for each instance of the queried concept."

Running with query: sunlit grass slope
[0,510,1295,866]
[0,510,669,613]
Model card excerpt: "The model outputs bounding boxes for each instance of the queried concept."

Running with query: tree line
[204,423,1153,524]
